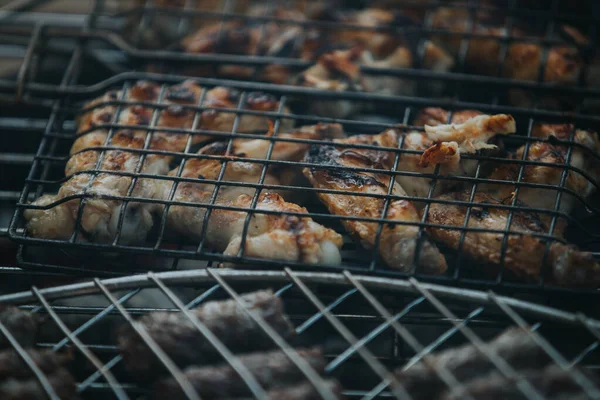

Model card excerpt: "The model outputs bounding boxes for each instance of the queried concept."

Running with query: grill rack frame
[1,269,600,399]
[1,0,600,293]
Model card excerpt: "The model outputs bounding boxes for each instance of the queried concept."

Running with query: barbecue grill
[2,0,598,296]
[0,269,599,399]
[0,1,599,399]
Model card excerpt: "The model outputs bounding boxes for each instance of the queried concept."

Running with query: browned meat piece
[303,141,447,274]
[154,347,326,399]
[428,7,596,109]
[395,328,550,400]
[0,349,70,380]
[0,368,76,400]
[225,380,346,400]
[156,124,345,267]
[24,80,291,245]
[0,349,75,400]
[481,124,600,223]
[296,42,454,119]
[302,112,514,273]
[0,307,38,349]
[440,365,598,400]
[117,290,295,381]
[166,190,344,268]
[426,191,600,285]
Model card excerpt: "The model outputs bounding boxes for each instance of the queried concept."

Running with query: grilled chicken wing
[303,139,445,274]
[176,5,329,83]
[426,191,600,286]
[301,112,514,273]
[428,7,594,109]
[480,124,600,233]
[343,110,514,199]
[24,80,291,244]
[297,41,454,119]
[155,124,345,267]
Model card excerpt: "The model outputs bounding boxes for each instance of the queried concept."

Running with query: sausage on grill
[440,364,598,400]
[395,328,550,400]
[153,347,326,399]
[228,379,346,400]
[117,290,295,380]
[0,349,75,400]
[0,306,39,350]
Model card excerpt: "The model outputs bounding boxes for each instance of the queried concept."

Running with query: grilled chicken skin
[301,112,514,273]
[154,124,346,267]
[426,191,600,286]
[302,137,447,273]
[481,124,600,229]
[297,41,454,119]
[25,80,291,244]
[177,6,453,105]
[334,110,515,200]
[429,7,591,109]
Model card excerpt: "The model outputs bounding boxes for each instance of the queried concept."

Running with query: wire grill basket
[0,269,599,399]
[0,0,598,293]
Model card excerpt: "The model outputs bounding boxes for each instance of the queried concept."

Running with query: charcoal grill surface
[0,0,599,295]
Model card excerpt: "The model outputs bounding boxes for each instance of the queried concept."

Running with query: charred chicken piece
[429,7,593,109]
[296,42,454,119]
[426,191,600,286]
[395,328,550,400]
[24,80,290,245]
[157,124,345,267]
[409,110,515,198]
[154,347,326,399]
[303,140,447,274]
[301,112,514,273]
[179,6,319,82]
[481,124,600,222]
[0,306,39,350]
[0,349,75,400]
[440,364,598,400]
[117,290,295,381]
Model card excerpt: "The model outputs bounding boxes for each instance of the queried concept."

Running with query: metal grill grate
[0,0,598,293]
[0,270,599,399]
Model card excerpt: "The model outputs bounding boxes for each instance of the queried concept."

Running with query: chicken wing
[428,7,593,109]
[303,142,445,273]
[25,80,291,244]
[341,110,514,199]
[155,124,345,267]
[426,191,600,286]
[480,124,600,228]
[296,41,454,119]
[301,112,514,273]
[176,5,327,83]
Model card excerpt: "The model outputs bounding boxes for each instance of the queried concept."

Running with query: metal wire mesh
[0,269,599,399]
[0,0,598,292]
